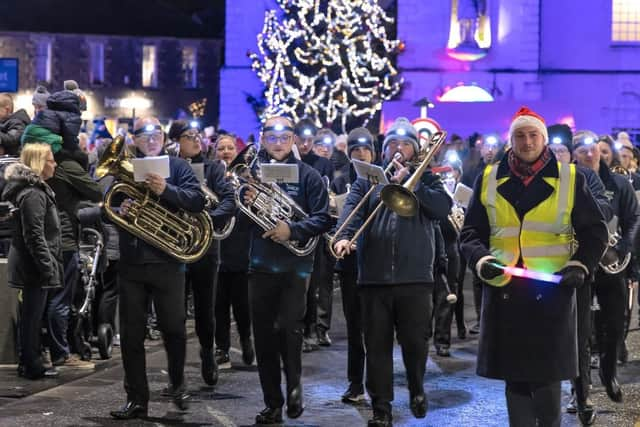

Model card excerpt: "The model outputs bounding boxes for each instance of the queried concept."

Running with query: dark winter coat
[247,150,332,276]
[2,162,63,289]
[0,109,30,156]
[335,163,452,285]
[460,154,608,382]
[47,154,103,251]
[331,164,357,273]
[302,151,334,182]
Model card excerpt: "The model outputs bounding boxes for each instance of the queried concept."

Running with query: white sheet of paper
[453,183,473,208]
[260,163,299,183]
[131,155,170,182]
[190,162,205,184]
[352,159,389,185]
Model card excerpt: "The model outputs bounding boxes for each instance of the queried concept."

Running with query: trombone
[328,131,447,259]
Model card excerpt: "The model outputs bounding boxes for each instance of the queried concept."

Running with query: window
[142,44,157,88]
[612,0,640,42]
[35,40,52,83]
[182,46,198,88]
[89,42,104,85]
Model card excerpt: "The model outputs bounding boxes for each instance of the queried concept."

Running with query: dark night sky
[0,0,226,38]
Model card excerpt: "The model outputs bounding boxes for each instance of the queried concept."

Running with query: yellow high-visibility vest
[479,162,576,286]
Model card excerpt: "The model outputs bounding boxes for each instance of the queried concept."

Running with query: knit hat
[547,124,573,154]
[91,123,113,141]
[63,80,87,111]
[294,118,317,138]
[21,124,63,153]
[168,119,198,141]
[572,130,599,149]
[32,86,50,109]
[509,106,548,144]
[382,117,419,154]
[346,127,375,157]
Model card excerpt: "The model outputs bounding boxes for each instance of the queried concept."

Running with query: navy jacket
[246,150,331,275]
[335,164,451,285]
[460,153,608,382]
[577,165,614,223]
[117,153,205,264]
[302,151,334,183]
[0,109,30,156]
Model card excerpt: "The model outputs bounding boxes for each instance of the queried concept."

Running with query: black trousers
[338,270,364,386]
[361,284,432,416]
[432,240,460,348]
[215,271,251,352]
[593,270,626,381]
[572,280,593,397]
[305,244,334,334]
[185,253,218,351]
[118,262,186,404]
[20,286,49,376]
[249,271,308,408]
[97,259,119,331]
[454,250,467,331]
[505,381,561,427]
[472,273,483,323]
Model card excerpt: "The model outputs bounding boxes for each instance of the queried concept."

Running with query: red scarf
[507,147,552,186]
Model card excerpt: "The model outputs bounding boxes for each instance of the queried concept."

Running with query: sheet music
[131,155,170,182]
[352,159,389,185]
[260,163,299,183]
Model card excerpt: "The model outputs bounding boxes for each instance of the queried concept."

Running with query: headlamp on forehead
[134,124,163,136]
[357,137,368,143]
[264,123,294,133]
[447,151,460,163]
[395,128,407,136]
[323,136,333,144]
[190,120,199,129]
[551,136,562,144]
[302,128,313,137]
[485,136,498,146]
[584,137,595,145]
[615,142,623,151]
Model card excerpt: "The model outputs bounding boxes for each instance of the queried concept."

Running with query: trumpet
[228,146,319,257]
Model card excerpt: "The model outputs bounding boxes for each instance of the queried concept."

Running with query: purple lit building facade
[220,0,640,142]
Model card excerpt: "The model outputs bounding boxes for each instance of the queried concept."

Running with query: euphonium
[228,146,319,257]
[95,136,213,263]
[200,183,236,240]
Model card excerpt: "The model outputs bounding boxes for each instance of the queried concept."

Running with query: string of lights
[248,0,404,132]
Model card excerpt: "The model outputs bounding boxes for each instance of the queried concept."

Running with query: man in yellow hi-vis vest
[461,107,608,427]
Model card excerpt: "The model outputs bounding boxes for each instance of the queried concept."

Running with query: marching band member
[243,116,331,424]
[572,130,639,406]
[330,127,375,404]
[214,134,255,368]
[461,107,608,427]
[333,117,451,427]
[110,117,206,419]
[169,120,236,385]
[294,118,335,351]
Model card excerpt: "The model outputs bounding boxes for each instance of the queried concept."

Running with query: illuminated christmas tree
[249,0,404,132]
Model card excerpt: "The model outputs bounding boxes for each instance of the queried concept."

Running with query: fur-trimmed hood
[2,162,50,202]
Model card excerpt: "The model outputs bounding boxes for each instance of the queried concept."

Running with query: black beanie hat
[547,124,573,154]
[346,127,374,157]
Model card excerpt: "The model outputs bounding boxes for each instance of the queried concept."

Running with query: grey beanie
[347,127,374,157]
[382,117,419,155]
[32,85,50,108]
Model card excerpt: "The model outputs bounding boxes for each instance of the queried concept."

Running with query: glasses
[264,133,293,145]
[180,132,201,141]
[135,131,163,143]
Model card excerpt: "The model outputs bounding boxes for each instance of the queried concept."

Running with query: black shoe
[215,349,231,369]
[22,367,59,380]
[172,388,190,411]
[286,385,304,418]
[566,393,577,414]
[410,394,427,418]
[255,407,283,424]
[436,347,451,357]
[341,383,365,404]
[367,411,392,427]
[469,323,480,335]
[457,325,467,339]
[316,329,332,347]
[240,337,255,366]
[110,401,148,420]
[598,368,623,402]
[200,348,218,386]
[577,398,596,426]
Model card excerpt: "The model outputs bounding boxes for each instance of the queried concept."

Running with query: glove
[479,258,505,280]
[555,266,586,289]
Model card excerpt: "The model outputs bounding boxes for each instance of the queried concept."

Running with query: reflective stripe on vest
[480,162,576,286]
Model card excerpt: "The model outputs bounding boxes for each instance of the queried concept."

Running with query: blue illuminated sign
[0,59,18,92]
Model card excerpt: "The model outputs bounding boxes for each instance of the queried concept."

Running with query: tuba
[95,136,213,263]
[228,145,319,257]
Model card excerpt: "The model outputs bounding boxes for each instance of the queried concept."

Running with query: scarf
[507,146,552,186]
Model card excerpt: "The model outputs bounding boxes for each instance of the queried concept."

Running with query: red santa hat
[508,106,548,144]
